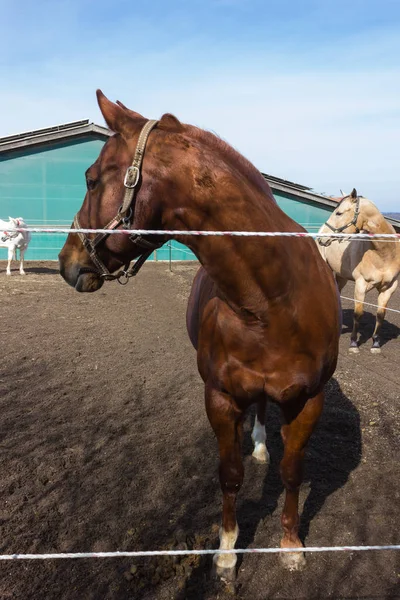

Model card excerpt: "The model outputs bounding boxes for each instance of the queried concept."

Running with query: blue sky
[1,0,399,210]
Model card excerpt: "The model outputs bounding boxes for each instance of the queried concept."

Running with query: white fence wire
[2,225,399,562]
[7,227,400,240]
[1,545,400,561]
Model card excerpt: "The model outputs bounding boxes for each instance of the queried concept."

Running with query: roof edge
[0,121,111,154]
[262,174,338,209]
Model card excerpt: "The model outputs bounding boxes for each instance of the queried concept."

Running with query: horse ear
[159,113,184,132]
[116,100,145,120]
[350,188,358,200]
[96,90,136,134]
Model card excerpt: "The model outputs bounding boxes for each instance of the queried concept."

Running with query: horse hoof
[280,550,306,571]
[212,558,237,583]
[348,346,359,354]
[370,346,381,354]
[252,444,270,465]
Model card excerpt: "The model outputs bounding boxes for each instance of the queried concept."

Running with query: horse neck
[160,182,304,316]
[360,200,399,259]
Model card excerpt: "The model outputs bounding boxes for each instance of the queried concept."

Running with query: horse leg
[6,246,13,275]
[251,398,270,464]
[335,274,347,292]
[279,391,324,571]
[19,248,26,275]
[371,280,398,353]
[349,278,367,353]
[205,385,244,582]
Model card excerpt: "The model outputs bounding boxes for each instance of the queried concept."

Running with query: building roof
[0,119,111,154]
[261,175,400,231]
[0,119,398,231]
[262,172,339,209]
[384,216,400,231]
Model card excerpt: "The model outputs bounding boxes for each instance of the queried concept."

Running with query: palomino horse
[0,217,31,275]
[59,91,340,581]
[318,189,399,353]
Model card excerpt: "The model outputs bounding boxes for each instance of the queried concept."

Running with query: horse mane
[360,197,396,234]
[159,113,272,196]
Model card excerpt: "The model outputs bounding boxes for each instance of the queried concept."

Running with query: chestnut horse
[318,189,400,353]
[59,90,340,581]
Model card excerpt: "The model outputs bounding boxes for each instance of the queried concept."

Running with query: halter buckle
[124,166,140,188]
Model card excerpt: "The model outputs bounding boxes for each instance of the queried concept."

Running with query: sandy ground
[0,261,399,600]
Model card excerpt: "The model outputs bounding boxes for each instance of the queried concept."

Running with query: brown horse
[318,189,400,353]
[59,90,341,581]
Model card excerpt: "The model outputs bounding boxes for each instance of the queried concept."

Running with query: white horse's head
[9,217,27,228]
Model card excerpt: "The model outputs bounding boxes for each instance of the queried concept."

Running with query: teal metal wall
[0,137,331,261]
[0,136,194,261]
[273,191,332,231]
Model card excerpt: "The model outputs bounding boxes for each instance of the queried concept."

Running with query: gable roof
[262,175,399,231]
[262,172,339,209]
[0,119,111,154]
[0,119,398,232]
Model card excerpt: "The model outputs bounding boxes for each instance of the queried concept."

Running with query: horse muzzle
[58,255,104,292]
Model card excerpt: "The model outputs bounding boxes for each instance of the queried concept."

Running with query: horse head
[59,90,181,292]
[59,89,276,296]
[318,188,362,246]
[10,217,27,228]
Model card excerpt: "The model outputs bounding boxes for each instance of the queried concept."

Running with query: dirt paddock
[0,261,399,600]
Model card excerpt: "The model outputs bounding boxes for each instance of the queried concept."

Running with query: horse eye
[336,211,343,216]
[86,177,97,191]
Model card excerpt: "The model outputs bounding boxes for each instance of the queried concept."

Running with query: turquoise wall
[0,136,194,261]
[0,137,331,261]
[273,191,332,231]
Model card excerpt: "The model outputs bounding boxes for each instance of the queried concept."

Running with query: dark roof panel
[0,120,111,153]
[0,120,91,145]
[261,172,312,191]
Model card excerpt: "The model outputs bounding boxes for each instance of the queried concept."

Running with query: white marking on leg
[251,416,269,464]
[6,246,12,275]
[214,525,239,573]
[19,249,26,275]
[280,538,306,571]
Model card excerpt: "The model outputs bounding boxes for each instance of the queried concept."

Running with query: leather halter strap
[74,119,161,282]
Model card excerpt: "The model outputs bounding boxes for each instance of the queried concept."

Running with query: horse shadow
[341,308,400,347]
[24,265,60,275]
[0,262,60,276]
[177,378,361,598]
[237,376,362,556]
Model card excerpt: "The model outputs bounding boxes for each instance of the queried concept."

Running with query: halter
[324,194,361,234]
[74,119,163,284]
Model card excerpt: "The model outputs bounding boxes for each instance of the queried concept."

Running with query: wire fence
[2,227,400,315]
[6,226,400,240]
[1,224,399,563]
[340,295,400,315]
[1,544,400,561]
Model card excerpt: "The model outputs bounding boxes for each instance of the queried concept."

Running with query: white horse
[317,189,400,353]
[0,217,31,275]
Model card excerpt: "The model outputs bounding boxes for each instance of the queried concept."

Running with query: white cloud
[1,23,399,211]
